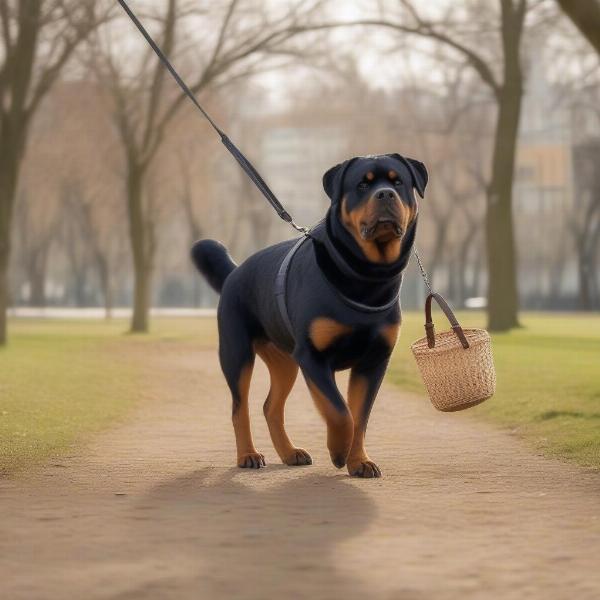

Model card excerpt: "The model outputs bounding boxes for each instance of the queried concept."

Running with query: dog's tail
[190,240,237,294]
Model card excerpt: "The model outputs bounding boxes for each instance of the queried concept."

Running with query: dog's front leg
[346,357,390,478]
[297,352,353,469]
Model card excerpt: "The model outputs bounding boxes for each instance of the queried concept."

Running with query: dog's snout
[375,188,397,202]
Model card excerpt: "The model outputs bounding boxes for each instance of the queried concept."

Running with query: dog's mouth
[360,218,403,242]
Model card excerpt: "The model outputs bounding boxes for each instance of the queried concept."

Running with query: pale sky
[114,0,594,114]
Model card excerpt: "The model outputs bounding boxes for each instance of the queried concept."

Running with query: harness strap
[323,280,400,314]
[274,237,308,338]
[275,237,400,340]
[117,0,309,235]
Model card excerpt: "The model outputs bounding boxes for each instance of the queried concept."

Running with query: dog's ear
[323,161,346,203]
[322,158,356,204]
[406,157,428,198]
[388,153,428,198]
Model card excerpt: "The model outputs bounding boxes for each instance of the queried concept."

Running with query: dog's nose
[375,188,397,202]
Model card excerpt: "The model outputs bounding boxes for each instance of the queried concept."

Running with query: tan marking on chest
[309,317,352,351]
[380,323,400,349]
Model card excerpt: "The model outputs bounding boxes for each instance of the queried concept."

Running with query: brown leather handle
[424,292,470,350]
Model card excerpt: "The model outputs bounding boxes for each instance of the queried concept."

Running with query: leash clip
[290,220,312,236]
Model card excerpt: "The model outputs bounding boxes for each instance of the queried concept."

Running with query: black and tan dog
[191,153,427,477]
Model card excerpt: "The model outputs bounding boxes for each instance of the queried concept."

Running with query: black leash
[118,0,434,297]
[117,0,310,236]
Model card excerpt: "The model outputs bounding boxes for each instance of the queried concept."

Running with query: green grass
[389,311,600,468]
[2,313,598,475]
[0,317,217,476]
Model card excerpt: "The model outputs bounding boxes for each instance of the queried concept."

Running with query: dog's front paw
[283,447,312,466]
[238,452,266,469]
[347,459,381,478]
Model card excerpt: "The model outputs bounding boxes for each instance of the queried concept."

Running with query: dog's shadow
[136,466,377,598]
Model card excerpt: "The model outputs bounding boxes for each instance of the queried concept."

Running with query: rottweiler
[191,153,427,477]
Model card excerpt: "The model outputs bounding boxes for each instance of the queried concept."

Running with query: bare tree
[307,0,537,330]
[60,186,92,307]
[60,176,126,316]
[571,139,600,309]
[14,188,60,306]
[0,0,108,343]
[90,0,326,332]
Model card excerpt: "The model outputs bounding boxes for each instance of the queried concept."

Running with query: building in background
[514,42,599,309]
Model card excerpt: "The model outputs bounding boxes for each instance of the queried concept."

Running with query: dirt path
[1,339,599,600]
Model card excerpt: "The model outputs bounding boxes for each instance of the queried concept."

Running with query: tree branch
[204,0,239,78]
[142,0,176,149]
[556,0,600,55]
[286,19,501,96]
[27,2,108,119]
[7,0,43,120]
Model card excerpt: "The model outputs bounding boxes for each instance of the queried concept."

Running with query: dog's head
[323,154,427,264]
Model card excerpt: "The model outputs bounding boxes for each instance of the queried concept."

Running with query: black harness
[274,237,307,336]
[274,234,401,341]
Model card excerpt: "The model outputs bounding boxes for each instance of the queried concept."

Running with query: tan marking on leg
[347,374,369,463]
[233,362,265,468]
[306,379,353,468]
[347,373,381,478]
[309,317,352,352]
[255,342,310,465]
[381,323,400,350]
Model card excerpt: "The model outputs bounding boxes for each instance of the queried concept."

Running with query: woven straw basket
[411,293,496,412]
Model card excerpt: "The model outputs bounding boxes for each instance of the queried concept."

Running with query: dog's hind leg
[255,342,311,466]
[218,304,264,469]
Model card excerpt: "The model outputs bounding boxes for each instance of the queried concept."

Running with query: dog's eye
[357,182,369,191]
[394,180,403,187]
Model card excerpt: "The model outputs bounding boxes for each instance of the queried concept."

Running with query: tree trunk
[548,251,567,304]
[483,1,526,330]
[72,269,87,307]
[131,265,151,331]
[127,162,153,333]
[104,282,113,320]
[447,258,458,305]
[97,256,112,319]
[0,126,24,345]
[0,233,10,345]
[591,227,600,309]
[577,245,593,310]
[485,82,522,330]
[471,242,484,299]
[28,246,49,307]
[456,232,473,307]
[30,265,46,306]
[428,219,450,290]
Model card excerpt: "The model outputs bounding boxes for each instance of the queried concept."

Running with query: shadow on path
[124,466,377,599]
